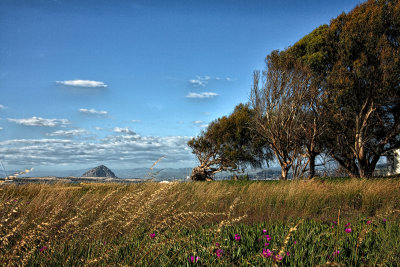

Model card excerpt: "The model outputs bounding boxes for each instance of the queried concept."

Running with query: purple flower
[332,221,337,225]
[264,242,269,246]
[215,242,220,247]
[234,234,241,241]
[188,255,199,263]
[383,218,387,223]
[286,251,290,256]
[262,229,267,233]
[366,220,372,225]
[333,250,340,256]
[39,246,48,252]
[149,233,156,239]
[345,223,351,227]
[345,228,352,233]
[215,248,223,258]
[264,234,271,241]
[262,248,272,258]
[293,241,297,245]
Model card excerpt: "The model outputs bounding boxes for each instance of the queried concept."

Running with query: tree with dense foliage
[188,104,271,181]
[286,0,400,177]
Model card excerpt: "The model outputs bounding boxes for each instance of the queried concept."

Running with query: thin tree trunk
[309,153,316,178]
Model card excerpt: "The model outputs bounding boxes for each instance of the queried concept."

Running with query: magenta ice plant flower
[39,246,48,252]
[333,250,340,256]
[345,228,352,233]
[294,240,297,245]
[234,234,241,241]
[286,251,290,256]
[149,233,156,239]
[215,249,223,258]
[262,248,272,258]
[262,229,267,233]
[264,242,269,246]
[188,255,199,263]
[264,234,271,241]
[366,220,372,225]
[215,242,220,247]
[383,218,387,223]
[345,222,351,227]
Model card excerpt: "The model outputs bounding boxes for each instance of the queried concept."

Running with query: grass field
[1,178,400,266]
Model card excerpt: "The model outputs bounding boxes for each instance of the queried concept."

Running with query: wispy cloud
[79,108,108,116]
[189,76,211,87]
[131,120,141,123]
[56,80,107,88]
[46,129,88,137]
[190,76,233,86]
[193,120,209,128]
[186,92,218,99]
[113,127,136,135]
[0,127,3,131]
[0,104,6,110]
[8,117,70,127]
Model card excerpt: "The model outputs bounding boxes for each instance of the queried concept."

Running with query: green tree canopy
[188,104,271,181]
[284,0,400,177]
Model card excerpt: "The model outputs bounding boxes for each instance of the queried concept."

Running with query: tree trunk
[190,166,213,181]
[358,154,380,178]
[281,166,290,180]
[309,153,316,179]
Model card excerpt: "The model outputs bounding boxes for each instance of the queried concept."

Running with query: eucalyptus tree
[287,0,400,177]
[250,51,313,180]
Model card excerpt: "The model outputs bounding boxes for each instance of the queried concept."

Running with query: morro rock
[82,165,117,178]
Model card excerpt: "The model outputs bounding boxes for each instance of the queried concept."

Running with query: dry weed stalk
[276,219,304,263]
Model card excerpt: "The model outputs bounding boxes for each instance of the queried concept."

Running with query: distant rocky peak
[82,165,117,178]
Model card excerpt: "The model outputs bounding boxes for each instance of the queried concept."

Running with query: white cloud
[0,127,3,131]
[131,120,141,123]
[46,129,88,137]
[95,127,104,131]
[0,134,194,168]
[226,77,233,81]
[193,120,208,128]
[113,127,136,135]
[79,108,108,116]
[56,80,107,88]
[0,104,6,110]
[186,92,218,99]
[188,76,211,87]
[189,79,206,87]
[8,117,70,127]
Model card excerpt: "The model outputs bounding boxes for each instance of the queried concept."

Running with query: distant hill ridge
[82,165,117,178]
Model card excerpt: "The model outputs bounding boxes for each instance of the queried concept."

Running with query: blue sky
[0,0,362,172]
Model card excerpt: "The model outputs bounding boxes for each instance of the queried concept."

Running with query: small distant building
[385,149,400,175]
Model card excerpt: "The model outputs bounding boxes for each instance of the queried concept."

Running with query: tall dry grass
[0,178,399,265]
